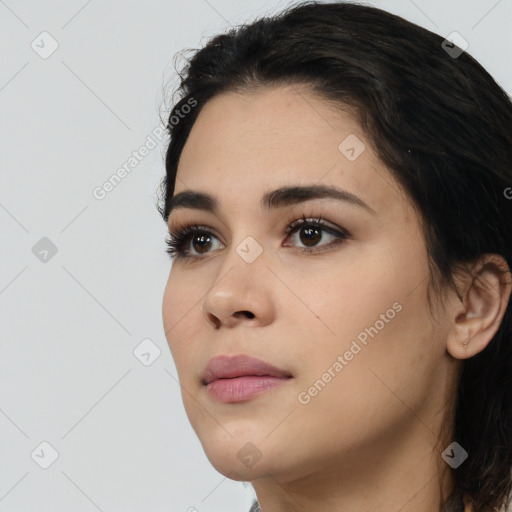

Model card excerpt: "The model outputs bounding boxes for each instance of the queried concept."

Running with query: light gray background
[1,0,510,511]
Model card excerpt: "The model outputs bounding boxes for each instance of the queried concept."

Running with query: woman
[158,1,512,510]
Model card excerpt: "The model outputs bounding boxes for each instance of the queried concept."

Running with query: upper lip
[202,354,292,385]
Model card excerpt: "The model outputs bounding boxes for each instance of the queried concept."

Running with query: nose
[201,247,276,330]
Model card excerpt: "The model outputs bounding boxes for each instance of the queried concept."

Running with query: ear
[446,254,512,360]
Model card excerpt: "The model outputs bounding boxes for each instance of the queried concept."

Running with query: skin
[162,85,511,512]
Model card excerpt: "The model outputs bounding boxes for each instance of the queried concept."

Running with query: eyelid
[168,222,220,239]
[168,211,346,238]
[282,216,350,251]
[285,215,346,236]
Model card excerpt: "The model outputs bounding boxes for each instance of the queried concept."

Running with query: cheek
[288,235,435,398]
[162,270,204,368]
[287,293,436,460]
[277,242,420,339]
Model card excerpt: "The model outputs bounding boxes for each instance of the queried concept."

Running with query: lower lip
[205,375,291,403]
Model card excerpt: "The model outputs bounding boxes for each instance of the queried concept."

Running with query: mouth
[202,353,292,384]
[202,354,293,403]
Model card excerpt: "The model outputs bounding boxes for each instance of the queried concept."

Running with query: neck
[251,419,456,512]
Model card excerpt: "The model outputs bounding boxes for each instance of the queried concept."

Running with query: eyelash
[165,214,350,261]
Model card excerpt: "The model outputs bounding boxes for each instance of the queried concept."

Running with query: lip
[206,376,291,403]
[202,354,292,384]
[202,354,293,403]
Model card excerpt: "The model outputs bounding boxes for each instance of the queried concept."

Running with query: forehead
[174,86,411,222]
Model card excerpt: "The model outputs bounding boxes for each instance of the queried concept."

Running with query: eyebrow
[166,184,377,220]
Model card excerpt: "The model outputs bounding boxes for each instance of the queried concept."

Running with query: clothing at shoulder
[440,491,466,512]
[248,493,466,511]
[249,500,261,512]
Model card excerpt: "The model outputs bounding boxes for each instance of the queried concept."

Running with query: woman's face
[162,86,457,486]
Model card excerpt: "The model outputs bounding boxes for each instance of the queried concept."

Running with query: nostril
[236,310,255,319]
[205,312,221,329]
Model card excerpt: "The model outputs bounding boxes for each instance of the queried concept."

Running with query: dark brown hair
[157,2,512,510]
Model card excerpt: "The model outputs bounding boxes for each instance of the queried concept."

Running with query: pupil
[301,227,321,246]
[193,234,211,253]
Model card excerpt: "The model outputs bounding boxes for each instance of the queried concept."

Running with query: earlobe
[446,254,512,360]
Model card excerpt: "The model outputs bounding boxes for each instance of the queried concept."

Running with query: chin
[197,426,298,484]
[200,442,268,481]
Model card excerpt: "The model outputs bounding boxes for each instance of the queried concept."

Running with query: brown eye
[285,217,348,253]
[299,226,323,247]
[165,225,224,260]
[192,234,214,254]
